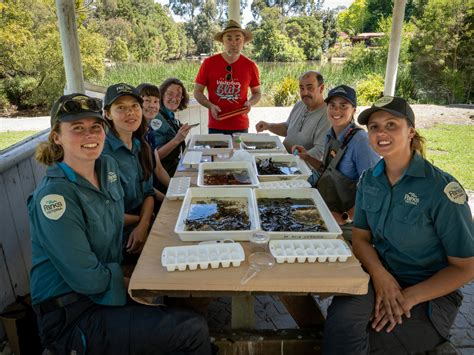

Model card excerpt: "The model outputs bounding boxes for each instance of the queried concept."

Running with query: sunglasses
[226,65,232,81]
[55,96,103,119]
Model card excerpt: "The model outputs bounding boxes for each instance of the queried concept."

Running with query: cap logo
[40,194,66,220]
[374,96,393,107]
[444,181,466,205]
[115,84,133,94]
[332,87,347,94]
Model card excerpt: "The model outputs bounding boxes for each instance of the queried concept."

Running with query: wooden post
[384,0,407,96]
[55,0,85,94]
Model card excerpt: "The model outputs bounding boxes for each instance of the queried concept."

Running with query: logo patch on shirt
[444,181,466,205]
[40,194,66,220]
[108,171,118,183]
[404,192,419,205]
[150,119,162,131]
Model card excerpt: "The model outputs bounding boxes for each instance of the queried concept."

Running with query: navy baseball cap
[103,83,143,109]
[325,85,357,106]
[50,93,106,126]
[358,96,415,127]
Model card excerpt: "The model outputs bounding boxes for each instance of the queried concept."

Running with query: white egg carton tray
[239,135,287,154]
[258,180,311,189]
[187,134,233,155]
[166,177,191,200]
[161,242,245,271]
[269,239,352,264]
[253,153,312,181]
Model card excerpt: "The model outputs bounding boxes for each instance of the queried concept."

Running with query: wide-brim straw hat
[214,20,253,43]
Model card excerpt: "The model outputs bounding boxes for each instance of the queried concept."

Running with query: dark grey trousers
[323,282,462,355]
[37,296,212,355]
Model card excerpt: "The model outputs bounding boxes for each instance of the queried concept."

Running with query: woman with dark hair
[28,93,211,354]
[102,83,154,257]
[292,85,379,241]
[323,96,474,354]
[136,82,170,202]
[149,77,192,177]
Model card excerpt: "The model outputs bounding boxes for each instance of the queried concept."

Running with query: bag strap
[341,127,362,149]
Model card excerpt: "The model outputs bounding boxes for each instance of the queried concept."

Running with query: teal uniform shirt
[28,156,127,306]
[354,153,474,285]
[102,132,154,214]
[148,106,180,150]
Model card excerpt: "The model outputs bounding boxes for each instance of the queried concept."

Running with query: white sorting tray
[239,135,286,154]
[182,151,203,168]
[253,154,312,181]
[187,134,233,155]
[254,188,342,239]
[197,161,260,188]
[166,177,191,200]
[175,187,259,241]
[269,239,352,264]
[161,242,245,271]
[258,180,312,189]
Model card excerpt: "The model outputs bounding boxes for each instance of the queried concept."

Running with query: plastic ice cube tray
[182,151,203,168]
[269,239,352,264]
[166,177,191,200]
[161,242,245,271]
[258,180,312,189]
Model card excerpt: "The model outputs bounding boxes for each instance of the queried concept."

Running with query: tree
[410,0,473,103]
[337,0,367,35]
[286,16,324,59]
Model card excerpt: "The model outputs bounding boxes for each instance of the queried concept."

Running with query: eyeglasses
[226,65,232,81]
[55,96,103,119]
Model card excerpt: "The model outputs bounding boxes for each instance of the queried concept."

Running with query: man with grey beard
[194,20,261,135]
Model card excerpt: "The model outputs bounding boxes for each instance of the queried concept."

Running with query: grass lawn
[419,124,473,190]
[0,130,40,151]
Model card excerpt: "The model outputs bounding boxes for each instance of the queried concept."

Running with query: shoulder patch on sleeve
[443,181,467,205]
[150,118,162,131]
[40,194,66,220]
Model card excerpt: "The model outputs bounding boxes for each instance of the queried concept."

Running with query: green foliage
[273,77,299,107]
[356,73,384,105]
[286,16,324,60]
[0,0,108,108]
[337,0,367,35]
[109,38,130,62]
[409,0,473,103]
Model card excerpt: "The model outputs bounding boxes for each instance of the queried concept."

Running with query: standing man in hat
[194,20,261,135]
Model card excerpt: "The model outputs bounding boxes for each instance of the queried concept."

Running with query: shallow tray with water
[203,169,252,185]
[256,158,302,176]
[193,140,229,149]
[258,197,328,232]
[185,197,250,231]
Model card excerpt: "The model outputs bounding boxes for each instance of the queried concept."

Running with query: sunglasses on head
[226,65,232,81]
[54,96,103,120]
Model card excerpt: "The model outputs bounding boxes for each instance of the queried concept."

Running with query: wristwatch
[341,212,352,224]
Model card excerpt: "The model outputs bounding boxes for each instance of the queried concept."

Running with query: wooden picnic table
[128,157,369,329]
